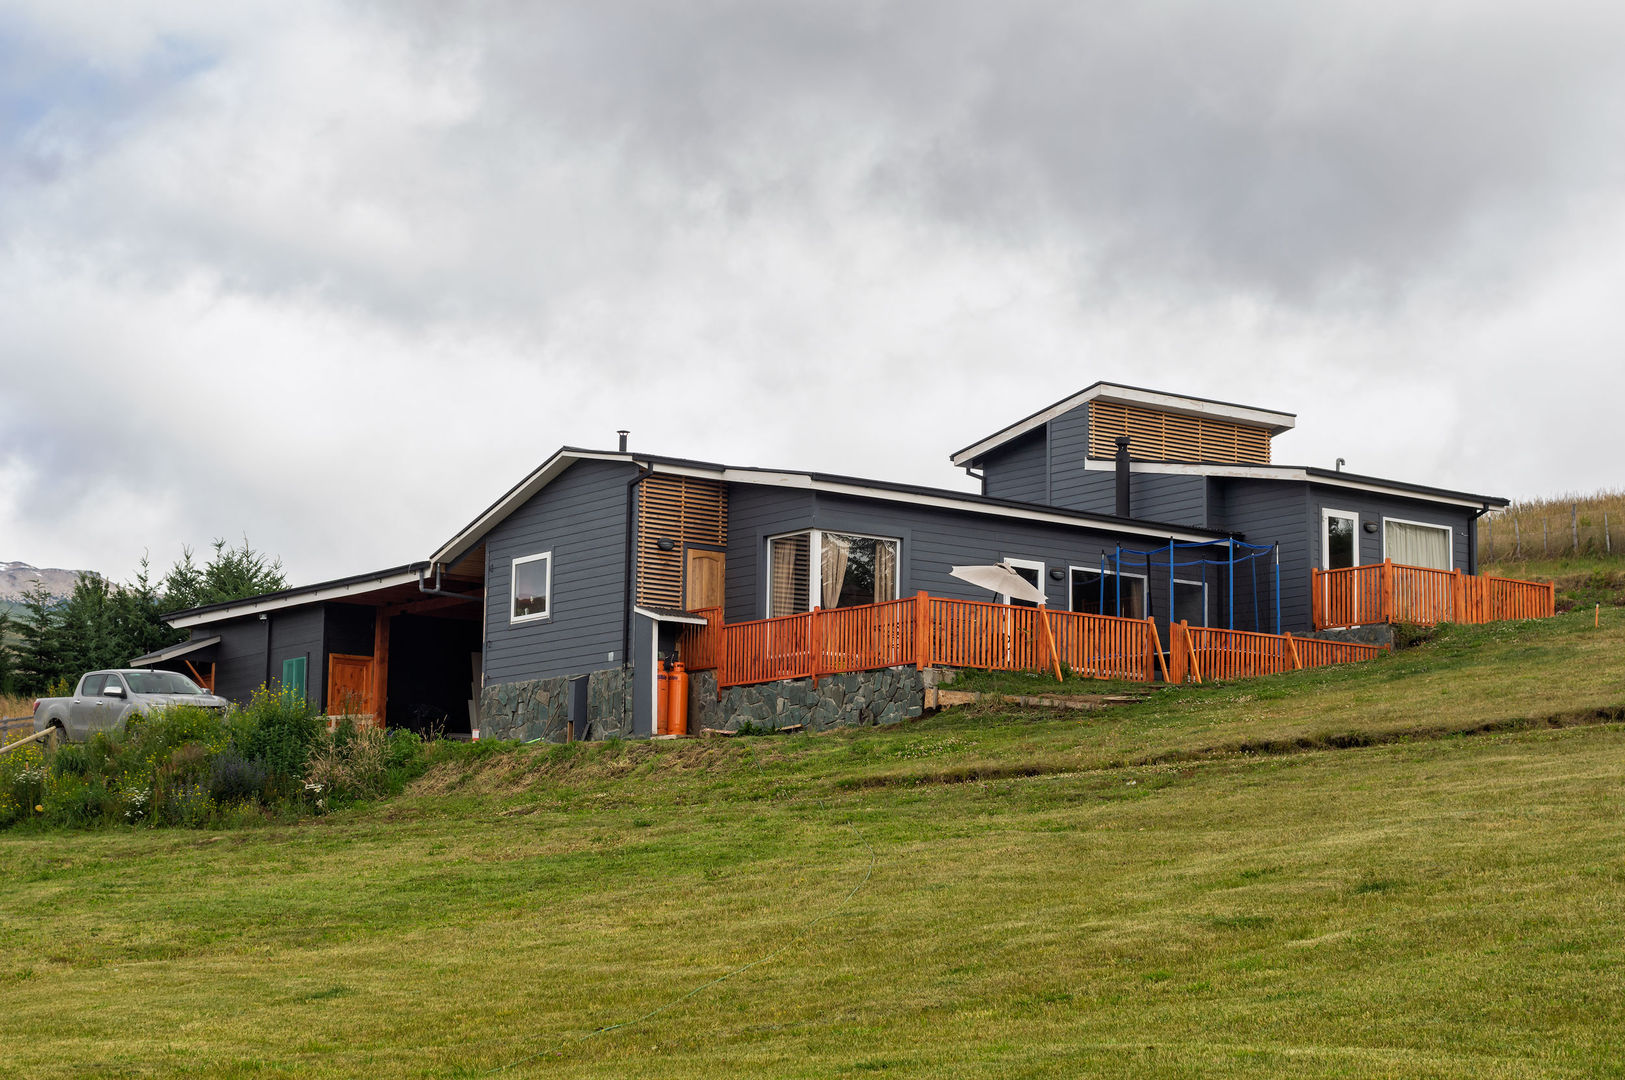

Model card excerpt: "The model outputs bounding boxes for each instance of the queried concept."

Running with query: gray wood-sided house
[145,383,1506,741]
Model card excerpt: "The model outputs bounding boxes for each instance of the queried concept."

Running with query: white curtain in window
[821,533,850,609]
[770,534,810,617]
[875,539,897,602]
[1385,521,1451,570]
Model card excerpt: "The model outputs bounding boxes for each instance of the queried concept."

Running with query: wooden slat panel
[1088,402,1272,465]
[636,476,729,608]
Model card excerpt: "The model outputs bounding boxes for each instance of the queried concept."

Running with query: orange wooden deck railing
[678,592,1162,688]
[1311,560,1555,630]
[1166,622,1385,684]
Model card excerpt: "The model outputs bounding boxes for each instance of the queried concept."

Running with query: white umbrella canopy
[949,563,1047,605]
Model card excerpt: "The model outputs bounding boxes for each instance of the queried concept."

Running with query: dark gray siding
[484,459,637,684]
[268,607,324,709]
[979,430,1048,504]
[1047,406,1092,509]
[205,617,274,705]
[1306,486,1475,574]
[1209,478,1310,632]
[724,484,815,623]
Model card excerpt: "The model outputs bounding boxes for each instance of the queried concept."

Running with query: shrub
[208,750,269,804]
[229,687,323,796]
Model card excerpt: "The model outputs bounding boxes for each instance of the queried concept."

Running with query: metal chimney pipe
[1114,436,1131,517]
[617,430,629,452]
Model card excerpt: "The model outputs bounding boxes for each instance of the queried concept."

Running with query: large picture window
[511,552,552,623]
[1384,518,1452,570]
[1069,567,1207,624]
[767,530,899,616]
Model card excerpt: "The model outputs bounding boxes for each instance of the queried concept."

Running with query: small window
[79,673,107,696]
[512,552,553,623]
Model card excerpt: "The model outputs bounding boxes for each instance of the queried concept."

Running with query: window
[1384,518,1452,570]
[125,671,203,695]
[1069,568,1148,619]
[1173,580,1207,626]
[1322,509,1359,570]
[766,530,900,616]
[79,673,106,697]
[511,552,553,623]
[281,656,307,703]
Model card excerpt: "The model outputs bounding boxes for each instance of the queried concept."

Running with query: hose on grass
[486,831,878,1074]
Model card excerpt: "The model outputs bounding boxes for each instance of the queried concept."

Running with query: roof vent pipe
[1114,436,1132,518]
[617,430,629,452]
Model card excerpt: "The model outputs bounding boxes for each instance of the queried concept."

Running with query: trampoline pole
[1274,542,1281,634]
[1168,539,1175,631]
[1100,554,1106,614]
[1115,544,1122,617]
[1228,540,1235,630]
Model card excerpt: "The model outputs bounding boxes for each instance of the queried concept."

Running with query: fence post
[1607,512,1613,555]
[1452,568,1462,623]
[1285,631,1302,671]
[1147,618,1169,683]
[1572,503,1580,554]
[1383,558,1394,624]
[1543,518,1549,557]
[1514,516,1521,558]
[808,609,821,686]
[914,591,930,670]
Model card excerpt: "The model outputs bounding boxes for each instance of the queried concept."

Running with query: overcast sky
[2,0,1621,584]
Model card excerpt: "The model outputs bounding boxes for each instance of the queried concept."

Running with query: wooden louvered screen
[636,476,727,609]
[1088,402,1271,464]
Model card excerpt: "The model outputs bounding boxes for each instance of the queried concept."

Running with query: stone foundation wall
[688,666,945,733]
[478,666,634,743]
[1307,624,1395,648]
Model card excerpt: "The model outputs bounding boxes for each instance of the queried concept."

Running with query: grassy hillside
[1481,490,1625,565]
[2,612,1624,1078]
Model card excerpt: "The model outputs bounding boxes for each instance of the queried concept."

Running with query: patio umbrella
[947,563,1063,682]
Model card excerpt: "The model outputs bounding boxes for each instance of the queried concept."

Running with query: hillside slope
[1,611,1623,1078]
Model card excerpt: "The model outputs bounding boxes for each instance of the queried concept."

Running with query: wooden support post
[1285,632,1302,671]
[371,606,393,729]
[1572,502,1580,554]
[1038,607,1064,683]
[1383,558,1395,625]
[1186,624,1202,684]
[1149,618,1170,684]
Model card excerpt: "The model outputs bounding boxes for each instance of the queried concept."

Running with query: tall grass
[1480,489,1625,563]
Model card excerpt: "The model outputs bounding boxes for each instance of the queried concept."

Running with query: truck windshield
[123,671,205,695]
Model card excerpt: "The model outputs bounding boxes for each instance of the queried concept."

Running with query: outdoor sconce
[656,537,677,551]
[1363,521,1378,534]
[1049,568,1065,581]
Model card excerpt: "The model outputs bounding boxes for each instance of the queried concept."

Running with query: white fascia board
[129,636,222,665]
[1084,458,1490,510]
[168,572,424,628]
[430,450,632,566]
[656,462,1221,543]
[950,384,1295,467]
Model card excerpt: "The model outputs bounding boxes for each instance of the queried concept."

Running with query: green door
[281,656,308,704]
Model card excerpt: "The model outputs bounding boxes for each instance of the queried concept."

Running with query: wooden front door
[685,549,725,610]
[327,654,375,718]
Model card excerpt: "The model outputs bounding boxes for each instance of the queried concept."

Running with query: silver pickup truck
[33,669,230,743]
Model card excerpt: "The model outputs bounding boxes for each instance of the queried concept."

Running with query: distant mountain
[0,561,86,604]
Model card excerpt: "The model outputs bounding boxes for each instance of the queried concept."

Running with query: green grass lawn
[3,611,1625,1078]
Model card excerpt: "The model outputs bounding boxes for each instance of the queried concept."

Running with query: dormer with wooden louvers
[949,383,1296,520]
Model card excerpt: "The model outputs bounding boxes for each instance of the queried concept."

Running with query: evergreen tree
[16,582,66,694]
[0,607,16,694]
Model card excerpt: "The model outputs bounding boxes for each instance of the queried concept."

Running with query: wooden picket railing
[1312,560,1555,630]
[1166,622,1385,684]
[678,592,1161,688]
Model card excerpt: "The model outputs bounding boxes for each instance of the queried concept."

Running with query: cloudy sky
[2,0,1621,584]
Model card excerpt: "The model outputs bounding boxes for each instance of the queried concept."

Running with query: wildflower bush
[0,686,436,830]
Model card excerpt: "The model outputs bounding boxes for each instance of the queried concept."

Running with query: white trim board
[169,571,424,628]
[510,551,553,625]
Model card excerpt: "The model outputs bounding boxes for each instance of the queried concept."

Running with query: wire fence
[1480,499,1624,561]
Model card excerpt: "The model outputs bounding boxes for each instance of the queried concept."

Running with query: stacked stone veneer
[1308,624,1395,648]
[477,667,634,743]
[688,666,947,734]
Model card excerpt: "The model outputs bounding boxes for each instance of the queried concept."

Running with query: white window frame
[510,551,553,625]
[999,557,1046,606]
[1381,516,1454,570]
[764,528,902,616]
[1321,509,1360,570]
